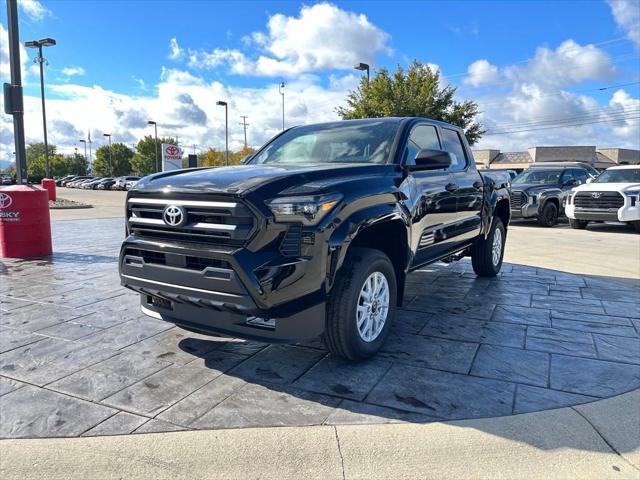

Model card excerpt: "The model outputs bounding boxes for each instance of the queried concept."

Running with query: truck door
[441,127,483,243]
[401,124,458,268]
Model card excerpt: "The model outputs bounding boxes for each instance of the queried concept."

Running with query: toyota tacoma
[119,118,511,360]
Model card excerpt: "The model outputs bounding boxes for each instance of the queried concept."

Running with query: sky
[1,0,639,166]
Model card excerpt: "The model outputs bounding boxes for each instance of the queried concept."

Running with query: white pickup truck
[565,165,640,232]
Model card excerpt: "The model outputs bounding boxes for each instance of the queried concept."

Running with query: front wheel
[632,221,640,234]
[537,202,559,227]
[323,248,396,361]
[569,218,589,230]
[471,217,506,277]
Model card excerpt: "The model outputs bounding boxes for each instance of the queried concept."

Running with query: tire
[471,217,506,277]
[569,218,588,230]
[323,248,397,361]
[633,221,640,234]
[537,201,558,227]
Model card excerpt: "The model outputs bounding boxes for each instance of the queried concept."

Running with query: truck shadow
[174,261,640,454]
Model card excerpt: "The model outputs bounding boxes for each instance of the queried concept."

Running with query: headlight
[624,189,640,197]
[267,193,342,226]
[529,194,537,204]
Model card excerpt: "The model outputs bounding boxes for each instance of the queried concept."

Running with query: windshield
[512,169,563,185]
[594,168,640,183]
[250,121,399,165]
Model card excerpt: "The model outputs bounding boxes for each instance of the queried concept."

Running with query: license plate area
[148,295,173,311]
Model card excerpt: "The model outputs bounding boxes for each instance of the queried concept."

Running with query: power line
[488,106,640,130]
[485,115,640,135]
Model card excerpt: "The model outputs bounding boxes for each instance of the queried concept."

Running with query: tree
[26,143,56,166]
[336,60,484,145]
[130,135,177,176]
[199,148,226,167]
[232,146,256,165]
[66,152,89,175]
[93,143,134,176]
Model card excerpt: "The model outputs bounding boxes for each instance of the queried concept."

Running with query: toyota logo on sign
[166,146,180,156]
[0,193,12,209]
[163,205,186,227]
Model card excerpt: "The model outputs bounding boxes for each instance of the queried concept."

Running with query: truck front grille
[127,197,256,246]
[510,191,526,210]
[574,192,624,210]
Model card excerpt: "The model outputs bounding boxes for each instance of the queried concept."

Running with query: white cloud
[464,59,500,87]
[0,23,30,81]
[187,3,391,77]
[607,0,640,49]
[168,37,183,60]
[61,66,85,77]
[18,0,51,21]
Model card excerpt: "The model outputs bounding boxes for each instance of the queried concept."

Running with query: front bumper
[510,202,540,219]
[566,204,640,222]
[119,237,328,342]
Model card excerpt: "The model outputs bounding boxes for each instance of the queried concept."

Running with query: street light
[216,101,229,166]
[278,82,285,130]
[103,133,112,175]
[354,62,370,82]
[147,120,159,172]
[25,37,56,179]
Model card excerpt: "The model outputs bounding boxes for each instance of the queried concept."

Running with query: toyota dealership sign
[162,144,183,171]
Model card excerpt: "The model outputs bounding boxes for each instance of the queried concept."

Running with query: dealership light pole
[354,62,370,82]
[103,133,112,175]
[147,120,159,172]
[25,37,56,179]
[278,82,285,130]
[216,101,229,166]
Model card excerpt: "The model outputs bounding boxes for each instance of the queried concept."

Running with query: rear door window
[440,128,468,171]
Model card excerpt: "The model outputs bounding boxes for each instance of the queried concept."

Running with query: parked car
[65,176,93,188]
[119,117,511,360]
[1,174,13,185]
[60,176,80,187]
[510,163,596,227]
[83,177,107,189]
[56,175,76,186]
[566,165,640,232]
[124,178,140,190]
[71,177,96,188]
[112,176,140,190]
[96,178,116,190]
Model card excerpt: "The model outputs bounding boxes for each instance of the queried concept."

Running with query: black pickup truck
[119,118,510,360]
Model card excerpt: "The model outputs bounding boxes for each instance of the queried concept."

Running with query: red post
[0,185,52,258]
[41,178,56,201]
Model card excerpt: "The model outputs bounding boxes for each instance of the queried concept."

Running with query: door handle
[473,181,483,190]
[445,183,459,192]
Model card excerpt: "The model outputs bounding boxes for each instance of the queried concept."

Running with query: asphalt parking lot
[0,198,638,438]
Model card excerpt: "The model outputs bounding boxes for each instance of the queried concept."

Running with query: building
[473,146,640,170]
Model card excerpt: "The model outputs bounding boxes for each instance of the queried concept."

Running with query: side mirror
[411,149,453,171]
[240,154,253,165]
[563,178,578,187]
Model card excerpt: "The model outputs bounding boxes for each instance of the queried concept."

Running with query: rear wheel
[323,248,396,361]
[471,217,506,277]
[569,218,589,230]
[537,202,559,227]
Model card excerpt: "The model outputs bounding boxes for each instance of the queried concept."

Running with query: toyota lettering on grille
[163,205,186,227]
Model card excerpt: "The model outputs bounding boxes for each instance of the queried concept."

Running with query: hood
[572,182,640,193]
[132,163,394,196]
[511,183,558,193]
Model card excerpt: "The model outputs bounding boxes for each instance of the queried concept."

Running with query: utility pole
[216,101,229,166]
[239,116,249,148]
[147,120,159,172]
[5,0,27,184]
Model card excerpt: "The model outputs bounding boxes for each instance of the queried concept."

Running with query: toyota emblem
[0,193,12,209]
[591,192,602,198]
[163,205,186,227]
[166,145,180,156]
